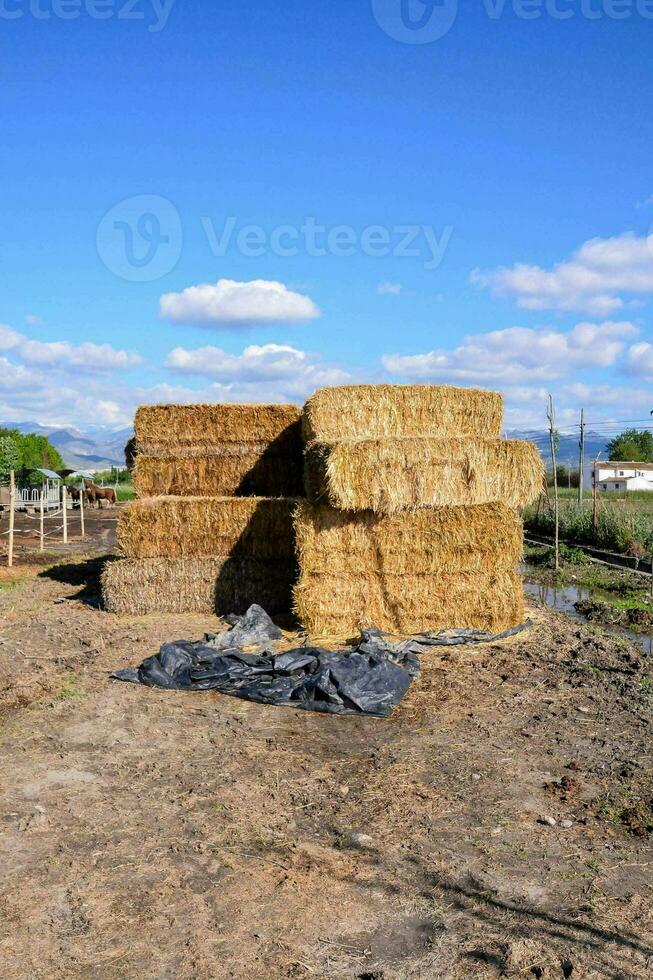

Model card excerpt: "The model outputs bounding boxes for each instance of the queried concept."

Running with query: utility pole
[547,395,559,571]
[578,407,585,506]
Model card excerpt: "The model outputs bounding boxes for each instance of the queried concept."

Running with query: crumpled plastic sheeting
[112,605,529,717]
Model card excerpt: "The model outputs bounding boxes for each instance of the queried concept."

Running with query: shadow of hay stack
[40,555,113,603]
[233,419,304,497]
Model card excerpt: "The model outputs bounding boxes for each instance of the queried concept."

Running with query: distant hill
[1,420,133,470]
[507,429,608,468]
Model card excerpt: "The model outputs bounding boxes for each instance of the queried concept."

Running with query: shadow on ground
[39,555,115,603]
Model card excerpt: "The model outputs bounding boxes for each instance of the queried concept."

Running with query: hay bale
[102,557,295,616]
[133,448,304,498]
[117,496,296,560]
[134,403,301,455]
[302,384,503,441]
[304,437,543,513]
[295,500,523,575]
[294,569,524,637]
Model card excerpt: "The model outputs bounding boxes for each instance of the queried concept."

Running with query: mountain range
[506,429,608,469]
[2,419,610,472]
[2,420,133,471]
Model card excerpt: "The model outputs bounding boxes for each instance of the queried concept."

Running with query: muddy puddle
[521,568,653,655]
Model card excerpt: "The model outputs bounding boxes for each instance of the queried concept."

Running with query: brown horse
[84,480,117,507]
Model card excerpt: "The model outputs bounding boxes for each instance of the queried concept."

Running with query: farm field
[1,546,652,977]
[524,489,653,559]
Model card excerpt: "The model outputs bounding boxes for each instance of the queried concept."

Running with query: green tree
[0,435,20,483]
[606,429,653,462]
[17,433,64,472]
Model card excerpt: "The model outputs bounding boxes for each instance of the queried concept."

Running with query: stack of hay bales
[294,384,543,636]
[102,404,302,616]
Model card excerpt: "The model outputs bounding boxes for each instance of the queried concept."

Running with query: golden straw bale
[134,403,301,455]
[294,501,523,575]
[302,384,503,441]
[117,496,296,560]
[304,436,543,513]
[102,557,295,616]
[133,448,304,498]
[294,569,524,637]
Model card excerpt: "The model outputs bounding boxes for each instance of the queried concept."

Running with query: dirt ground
[1,546,652,978]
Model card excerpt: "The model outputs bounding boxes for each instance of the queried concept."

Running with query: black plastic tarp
[113,605,529,717]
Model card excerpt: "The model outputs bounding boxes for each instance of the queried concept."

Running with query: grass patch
[597,793,653,836]
[525,543,591,567]
[56,673,86,701]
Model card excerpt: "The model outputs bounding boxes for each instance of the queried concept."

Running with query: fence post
[62,484,68,544]
[592,453,601,533]
[577,407,585,506]
[7,469,15,568]
[79,482,85,539]
[546,395,559,572]
[39,482,45,552]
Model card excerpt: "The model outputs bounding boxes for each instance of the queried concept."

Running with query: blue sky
[2,0,653,432]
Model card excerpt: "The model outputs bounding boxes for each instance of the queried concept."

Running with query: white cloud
[0,324,24,351]
[166,342,350,401]
[24,314,44,326]
[159,278,320,326]
[625,341,653,381]
[0,324,141,373]
[563,381,653,410]
[472,232,653,315]
[382,321,637,384]
[377,282,402,295]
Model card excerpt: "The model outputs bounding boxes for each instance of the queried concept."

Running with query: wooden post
[79,482,85,539]
[547,395,559,571]
[7,469,15,568]
[62,484,68,544]
[577,407,585,506]
[592,453,601,533]
[39,482,44,552]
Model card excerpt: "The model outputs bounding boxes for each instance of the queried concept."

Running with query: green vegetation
[526,542,592,567]
[597,792,653,835]
[524,498,653,558]
[606,428,653,463]
[547,464,580,488]
[56,673,86,701]
[116,483,135,501]
[0,435,20,482]
[0,428,64,483]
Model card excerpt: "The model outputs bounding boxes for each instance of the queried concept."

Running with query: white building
[583,461,653,492]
